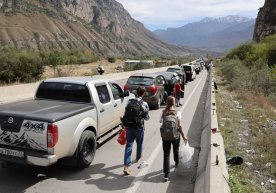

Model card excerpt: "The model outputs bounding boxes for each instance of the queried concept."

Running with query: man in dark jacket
[122,86,149,175]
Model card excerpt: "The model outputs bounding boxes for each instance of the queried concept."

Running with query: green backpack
[160,111,180,141]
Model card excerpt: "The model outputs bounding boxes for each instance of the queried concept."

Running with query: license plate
[0,147,24,158]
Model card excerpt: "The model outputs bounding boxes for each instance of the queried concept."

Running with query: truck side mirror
[124,90,130,97]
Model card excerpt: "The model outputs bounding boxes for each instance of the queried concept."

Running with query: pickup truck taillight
[124,85,129,90]
[47,124,58,148]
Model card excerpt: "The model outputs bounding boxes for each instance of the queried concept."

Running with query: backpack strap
[167,110,176,115]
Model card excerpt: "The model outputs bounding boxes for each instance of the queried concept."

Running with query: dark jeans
[124,127,144,166]
[163,91,168,103]
[162,138,180,176]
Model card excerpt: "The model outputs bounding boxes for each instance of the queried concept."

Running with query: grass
[215,67,276,193]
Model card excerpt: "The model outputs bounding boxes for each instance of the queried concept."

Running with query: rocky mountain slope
[0,0,197,56]
[154,15,255,53]
[253,0,276,42]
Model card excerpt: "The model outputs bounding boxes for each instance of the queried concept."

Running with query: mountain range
[154,15,255,53]
[0,0,202,57]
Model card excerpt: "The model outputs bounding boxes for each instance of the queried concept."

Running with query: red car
[124,73,166,109]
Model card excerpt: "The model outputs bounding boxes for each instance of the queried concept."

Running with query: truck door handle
[100,108,105,113]
[114,103,118,107]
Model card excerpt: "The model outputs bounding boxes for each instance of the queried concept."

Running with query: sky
[116,0,265,31]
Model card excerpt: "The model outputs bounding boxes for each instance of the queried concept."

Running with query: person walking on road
[121,86,150,175]
[160,96,187,182]
[174,79,184,107]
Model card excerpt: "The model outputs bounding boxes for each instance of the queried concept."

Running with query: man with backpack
[121,86,149,175]
[160,96,187,182]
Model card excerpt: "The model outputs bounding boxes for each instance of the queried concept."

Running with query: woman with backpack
[160,96,188,182]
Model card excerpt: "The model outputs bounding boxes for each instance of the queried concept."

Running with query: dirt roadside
[43,59,124,78]
[215,67,276,193]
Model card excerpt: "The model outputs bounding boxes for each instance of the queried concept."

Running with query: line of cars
[123,59,207,109]
[0,59,207,168]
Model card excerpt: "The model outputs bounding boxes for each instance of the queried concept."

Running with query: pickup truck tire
[76,130,96,168]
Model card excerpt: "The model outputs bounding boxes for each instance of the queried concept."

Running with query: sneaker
[138,161,148,169]
[123,167,131,175]
[163,175,169,182]
[175,162,179,168]
[135,156,143,163]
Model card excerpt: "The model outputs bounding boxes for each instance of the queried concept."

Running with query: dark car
[124,73,166,109]
[156,71,183,98]
[166,66,187,83]
[182,64,196,81]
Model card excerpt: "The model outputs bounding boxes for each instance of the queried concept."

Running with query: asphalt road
[0,70,208,193]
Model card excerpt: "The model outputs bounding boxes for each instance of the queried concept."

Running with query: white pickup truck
[0,77,133,168]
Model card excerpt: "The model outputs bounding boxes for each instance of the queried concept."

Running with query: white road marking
[180,72,206,113]
[125,140,162,193]
[125,72,207,193]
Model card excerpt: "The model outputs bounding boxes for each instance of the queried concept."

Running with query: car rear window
[127,76,154,86]
[159,73,173,80]
[183,66,192,71]
[167,68,180,73]
[36,82,91,103]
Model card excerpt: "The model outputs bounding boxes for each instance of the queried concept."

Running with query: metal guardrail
[209,69,230,193]
[194,67,230,193]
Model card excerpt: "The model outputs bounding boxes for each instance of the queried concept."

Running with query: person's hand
[120,117,123,122]
[183,136,188,145]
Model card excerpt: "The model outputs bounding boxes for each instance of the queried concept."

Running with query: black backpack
[160,111,180,141]
[122,99,143,128]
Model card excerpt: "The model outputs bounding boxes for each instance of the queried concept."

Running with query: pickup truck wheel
[77,130,96,168]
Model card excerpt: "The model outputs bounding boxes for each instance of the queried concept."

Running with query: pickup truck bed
[0,99,94,123]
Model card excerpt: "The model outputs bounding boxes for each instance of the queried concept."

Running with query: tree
[48,50,65,77]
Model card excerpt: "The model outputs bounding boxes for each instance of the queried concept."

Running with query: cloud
[116,0,265,30]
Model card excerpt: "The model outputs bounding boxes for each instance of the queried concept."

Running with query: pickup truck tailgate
[0,99,94,152]
[0,117,48,151]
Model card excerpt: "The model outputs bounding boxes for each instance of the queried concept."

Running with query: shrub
[226,43,253,61]
[56,66,76,77]
[107,57,116,63]
[123,61,154,71]
[0,47,44,83]
[0,47,100,84]
[155,61,169,67]
[170,60,178,66]
[267,46,276,67]
[221,34,276,104]
[218,58,276,104]
[58,49,99,65]
[227,34,276,68]
[243,43,268,66]
[47,50,65,76]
